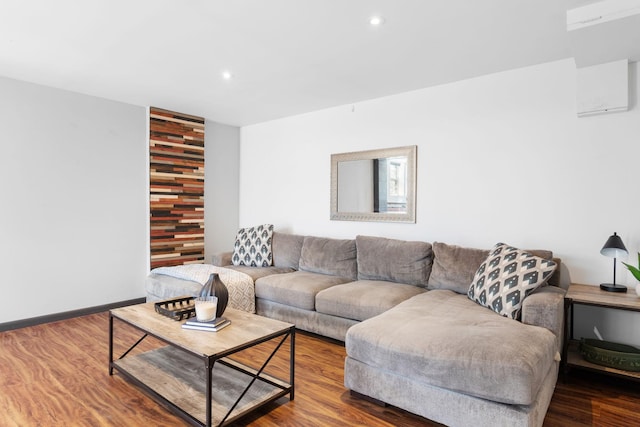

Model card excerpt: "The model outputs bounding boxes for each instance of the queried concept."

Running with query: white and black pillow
[468,243,557,320]
[232,224,274,267]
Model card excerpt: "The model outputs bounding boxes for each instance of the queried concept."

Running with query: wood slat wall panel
[149,107,205,269]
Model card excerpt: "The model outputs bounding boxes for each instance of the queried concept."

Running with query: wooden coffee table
[109,302,295,427]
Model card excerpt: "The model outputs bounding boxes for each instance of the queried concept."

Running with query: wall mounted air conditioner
[568,1,636,116]
[576,59,628,117]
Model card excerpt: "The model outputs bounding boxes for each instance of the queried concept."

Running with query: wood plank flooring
[0,311,639,426]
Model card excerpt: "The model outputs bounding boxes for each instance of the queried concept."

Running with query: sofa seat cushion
[255,271,351,310]
[316,280,425,321]
[345,290,557,405]
[224,265,294,282]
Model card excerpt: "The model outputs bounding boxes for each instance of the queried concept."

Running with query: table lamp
[600,232,628,293]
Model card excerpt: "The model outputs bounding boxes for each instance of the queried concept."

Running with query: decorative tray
[154,296,196,321]
[579,338,640,371]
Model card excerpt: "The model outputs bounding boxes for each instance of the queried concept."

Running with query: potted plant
[622,253,640,296]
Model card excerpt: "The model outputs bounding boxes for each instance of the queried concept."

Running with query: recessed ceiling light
[222,71,233,80]
[369,16,385,26]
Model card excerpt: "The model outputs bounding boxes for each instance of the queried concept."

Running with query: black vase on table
[199,273,229,318]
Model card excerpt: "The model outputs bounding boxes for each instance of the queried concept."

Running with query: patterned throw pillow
[232,224,274,267]
[467,243,557,320]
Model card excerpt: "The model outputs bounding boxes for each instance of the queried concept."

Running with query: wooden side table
[564,283,640,380]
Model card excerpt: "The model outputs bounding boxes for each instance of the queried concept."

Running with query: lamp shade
[600,232,628,258]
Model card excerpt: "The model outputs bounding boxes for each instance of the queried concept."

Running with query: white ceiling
[0,0,604,126]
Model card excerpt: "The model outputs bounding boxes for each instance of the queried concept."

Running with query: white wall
[240,58,640,345]
[0,76,147,323]
[204,120,240,258]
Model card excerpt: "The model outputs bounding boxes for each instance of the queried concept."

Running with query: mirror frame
[330,145,417,223]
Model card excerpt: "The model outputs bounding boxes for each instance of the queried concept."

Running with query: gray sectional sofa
[145,232,565,427]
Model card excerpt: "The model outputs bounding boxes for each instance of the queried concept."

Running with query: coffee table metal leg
[290,328,295,400]
[109,314,114,375]
[217,329,294,425]
[109,316,150,369]
[206,357,214,427]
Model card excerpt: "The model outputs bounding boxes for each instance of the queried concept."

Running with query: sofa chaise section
[344,287,564,427]
[346,290,558,404]
[344,241,565,427]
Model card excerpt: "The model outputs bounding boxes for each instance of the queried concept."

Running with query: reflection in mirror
[337,157,408,213]
[331,146,416,223]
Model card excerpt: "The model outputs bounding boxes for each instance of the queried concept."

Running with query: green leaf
[622,261,640,282]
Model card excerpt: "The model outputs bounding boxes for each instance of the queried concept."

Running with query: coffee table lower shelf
[566,340,640,381]
[113,346,291,426]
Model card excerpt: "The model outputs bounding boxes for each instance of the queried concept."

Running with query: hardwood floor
[1,311,639,427]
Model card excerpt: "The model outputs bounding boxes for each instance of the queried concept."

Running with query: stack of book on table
[182,317,230,332]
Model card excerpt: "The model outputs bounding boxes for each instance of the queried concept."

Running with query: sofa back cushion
[299,236,357,280]
[272,232,305,269]
[356,235,432,286]
[429,242,489,294]
[429,241,556,294]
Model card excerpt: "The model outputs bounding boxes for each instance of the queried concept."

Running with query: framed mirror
[330,145,416,223]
